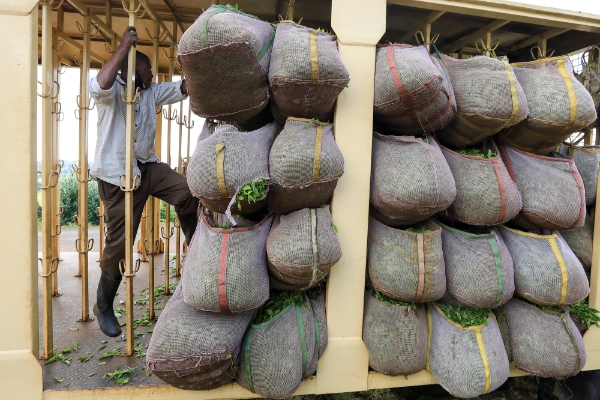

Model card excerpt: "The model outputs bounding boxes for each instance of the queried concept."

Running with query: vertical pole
[162,21,177,295]
[483,31,492,57]
[40,0,54,360]
[154,74,164,254]
[174,99,183,277]
[77,14,92,322]
[317,0,385,394]
[123,0,138,356]
[424,23,431,53]
[51,27,61,297]
[458,47,464,59]
[538,38,547,58]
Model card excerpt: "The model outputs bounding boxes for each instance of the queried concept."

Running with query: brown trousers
[97,161,199,280]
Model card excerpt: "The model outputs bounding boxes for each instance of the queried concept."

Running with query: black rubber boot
[93,273,122,337]
[176,210,199,246]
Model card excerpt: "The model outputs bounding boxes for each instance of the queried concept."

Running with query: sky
[36,67,205,167]
[518,0,600,15]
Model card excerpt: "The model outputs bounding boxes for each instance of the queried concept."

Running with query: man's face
[135,58,153,90]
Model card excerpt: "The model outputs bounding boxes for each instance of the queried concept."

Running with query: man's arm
[96,27,139,90]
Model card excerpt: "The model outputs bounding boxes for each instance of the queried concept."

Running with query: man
[89,26,198,337]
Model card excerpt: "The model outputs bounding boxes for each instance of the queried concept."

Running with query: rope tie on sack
[304,209,320,290]
[312,125,323,182]
[217,233,231,313]
[560,312,584,374]
[310,29,320,83]
[215,144,229,197]
[475,38,499,58]
[415,233,426,302]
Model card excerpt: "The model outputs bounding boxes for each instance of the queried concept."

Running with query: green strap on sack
[488,237,504,308]
[296,304,308,376]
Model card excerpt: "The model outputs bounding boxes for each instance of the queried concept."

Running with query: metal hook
[37,170,59,190]
[52,0,65,10]
[119,85,141,105]
[72,164,92,183]
[121,0,146,18]
[76,20,99,37]
[37,80,60,99]
[38,257,59,277]
[119,258,141,277]
[173,217,181,228]
[118,174,141,192]
[155,105,163,115]
[57,62,68,74]
[76,94,96,111]
[476,38,499,57]
[144,239,160,256]
[530,45,554,60]
[73,215,80,226]
[183,116,194,129]
[73,55,80,67]
[52,224,62,237]
[104,42,114,55]
[160,226,174,239]
[57,206,64,217]
[56,38,65,52]
[52,101,64,121]
[163,48,177,61]
[76,238,94,254]
[162,107,177,121]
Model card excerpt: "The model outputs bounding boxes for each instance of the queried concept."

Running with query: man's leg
[141,162,199,245]
[96,177,149,337]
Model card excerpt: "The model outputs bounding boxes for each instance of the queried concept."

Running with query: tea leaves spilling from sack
[436,302,489,327]
[569,298,600,327]
[456,148,497,158]
[373,289,416,311]
[252,291,307,325]
[237,178,268,209]
[406,225,431,233]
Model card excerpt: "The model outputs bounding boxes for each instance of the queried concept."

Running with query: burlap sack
[498,56,597,155]
[498,225,589,306]
[237,295,320,398]
[427,303,510,398]
[367,217,445,303]
[370,133,456,226]
[496,298,586,378]
[437,55,528,147]
[498,143,586,230]
[439,221,514,309]
[560,144,600,207]
[146,285,253,390]
[309,288,328,360]
[181,213,272,313]
[363,292,427,376]
[561,213,594,270]
[374,45,455,135]
[440,140,522,225]
[269,22,349,124]
[187,122,278,215]
[268,118,344,215]
[177,5,275,120]
[267,207,341,290]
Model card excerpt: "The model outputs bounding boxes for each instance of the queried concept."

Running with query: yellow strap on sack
[415,234,425,302]
[549,237,569,304]
[557,58,578,136]
[215,143,229,197]
[310,29,319,83]
[503,61,520,127]
[475,326,492,394]
[312,125,323,182]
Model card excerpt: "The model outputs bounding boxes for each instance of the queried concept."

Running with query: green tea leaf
[69,326,79,331]
[406,225,431,233]
[568,298,600,327]
[436,302,489,328]
[78,354,93,362]
[253,291,307,325]
[99,349,121,359]
[456,147,497,159]
[372,289,416,311]
[54,377,63,383]
[236,178,268,209]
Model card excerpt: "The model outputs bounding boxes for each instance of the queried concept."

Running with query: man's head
[119,51,153,90]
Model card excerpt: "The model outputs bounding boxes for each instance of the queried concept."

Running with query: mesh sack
[268,118,344,215]
[439,140,522,225]
[197,119,218,143]
[309,288,328,360]
[498,225,589,306]
[374,45,455,135]
[498,298,586,378]
[363,292,427,376]
[439,222,514,308]
[561,213,594,270]
[498,56,597,155]
[498,143,586,230]
[370,133,456,226]
[367,217,445,303]
[177,5,275,120]
[267,207,341,290]
[187,122,278,215]
[181,213,272,313]
[269,22,349,124]
[146,285,253,390]
[437,55,528,147]
[561,144,600,207]
[237,297,319,398]
[427,303,509,398]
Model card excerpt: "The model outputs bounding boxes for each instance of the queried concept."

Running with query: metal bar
[147,21,158,319]
[55,31,106,64]
[397,10,444,43]
[153,34,163,256]
[65,0,121,43]
[483,31,492,57]
[424,23,431,52]
[507,27,569,52]
[442,19,509,53]
[123,0,138,357]
[140,0,176,41]
[40,0,55,360]
[175,99,183,277]
[51,31,61,297]
[77,14,92,322]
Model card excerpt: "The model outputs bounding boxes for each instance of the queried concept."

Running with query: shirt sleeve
[154,81,188,107]
[89,76,117,104]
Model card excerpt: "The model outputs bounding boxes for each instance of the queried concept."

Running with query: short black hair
[120,51,151,73]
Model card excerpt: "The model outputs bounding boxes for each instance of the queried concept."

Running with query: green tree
[60,173,100,226]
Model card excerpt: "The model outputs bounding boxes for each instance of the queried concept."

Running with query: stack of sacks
[373,44,456,135]
[269,22,350,123]
[178,5,275,121]
[498,56,597,155]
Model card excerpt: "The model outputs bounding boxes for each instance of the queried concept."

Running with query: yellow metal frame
[1,0,600,398]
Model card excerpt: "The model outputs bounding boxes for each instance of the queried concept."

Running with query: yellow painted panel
[331,0,386,45]
[316,337,370,394]
[0,350,42,400]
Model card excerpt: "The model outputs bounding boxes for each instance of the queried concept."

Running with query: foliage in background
[59,172,100,226]
[160,200,177,223]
